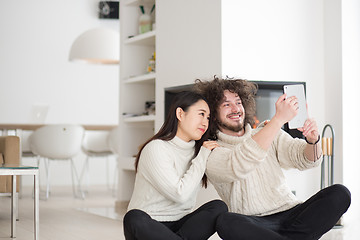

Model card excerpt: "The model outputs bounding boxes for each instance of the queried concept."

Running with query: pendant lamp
[69,28,120,64]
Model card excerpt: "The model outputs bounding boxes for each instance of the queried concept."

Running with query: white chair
[80,130,116,195]
[29,124,85,199]
[20,130,37,158]
[108,126,121,156]
[107,126,122,195]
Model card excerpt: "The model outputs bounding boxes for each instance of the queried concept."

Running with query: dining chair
[29,124,84,199]
[108,126,121,156]
[80,130,116,195]
[107,126,122,195]
[20,130,37,158]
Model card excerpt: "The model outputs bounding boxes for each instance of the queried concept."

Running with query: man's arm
[299,118,322,161]
[252,94,298,149]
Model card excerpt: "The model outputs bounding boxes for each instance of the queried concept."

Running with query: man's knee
[332,184,351,209]
[326,184,351,212]
[216,212,249,232]
[216,213,279,240]
[216,212,232,238]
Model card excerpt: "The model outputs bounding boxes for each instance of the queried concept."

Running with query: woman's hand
[202,140,219,150]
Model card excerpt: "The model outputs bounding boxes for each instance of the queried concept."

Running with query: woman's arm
[206,136,267,183]
[139,141,211,203]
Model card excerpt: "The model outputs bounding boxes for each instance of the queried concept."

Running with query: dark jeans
[123,199,228,240]
[216,184,351,240]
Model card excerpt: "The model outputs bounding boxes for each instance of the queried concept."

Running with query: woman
[123,91,228,240]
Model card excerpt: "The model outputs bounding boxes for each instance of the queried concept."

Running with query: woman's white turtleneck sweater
[127,136,211,222]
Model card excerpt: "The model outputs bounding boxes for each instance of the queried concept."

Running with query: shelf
[121,157,136,171]
[123,115,155,123]
[124,73,156,84]
[125,0,154,7]
[125,30,156,46]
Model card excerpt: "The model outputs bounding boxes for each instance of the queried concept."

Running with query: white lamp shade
[69,28,120,64]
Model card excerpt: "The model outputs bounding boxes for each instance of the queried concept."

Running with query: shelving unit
[125,30,156,45]
[122,157,137,171]
[123,114,156,123]
[125,0,154,7]
[116,0,223,203]
[118,0,156,181]
[124,72,156,84]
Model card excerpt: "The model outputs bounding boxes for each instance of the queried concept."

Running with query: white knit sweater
[206,123,321,216]
[127,136,211,221]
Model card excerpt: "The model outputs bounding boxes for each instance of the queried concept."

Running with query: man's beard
[217,118,244,132]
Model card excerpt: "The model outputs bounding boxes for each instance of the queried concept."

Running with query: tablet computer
[283,84,308,129]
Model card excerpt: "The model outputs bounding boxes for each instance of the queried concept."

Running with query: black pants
[216,184,351,240]
[123,199,228,240]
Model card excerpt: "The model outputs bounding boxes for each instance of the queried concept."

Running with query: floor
[0,186,123,240]
[0,186,358,240]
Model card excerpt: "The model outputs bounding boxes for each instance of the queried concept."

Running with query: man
[194,77,351,240]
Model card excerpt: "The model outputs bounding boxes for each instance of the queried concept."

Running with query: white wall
[342,0,360,224]
[220,1,360,222]
[155,0,350,203]
[0,0,119,187]
[0,0,119,125]
[151,0,331,203]
[156,0,222,131]
[222,0,325,200]
[324,0,343,186]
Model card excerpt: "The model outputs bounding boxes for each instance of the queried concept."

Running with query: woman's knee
[123,209,150,228]
[208,199,228,214]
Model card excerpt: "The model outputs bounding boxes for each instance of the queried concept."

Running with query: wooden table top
[0,124,117,131]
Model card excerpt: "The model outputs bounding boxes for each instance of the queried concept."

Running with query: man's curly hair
[194,76,258,140]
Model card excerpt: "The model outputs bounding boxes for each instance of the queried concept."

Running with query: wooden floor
[0,186,358,240]
[0,186,124,240]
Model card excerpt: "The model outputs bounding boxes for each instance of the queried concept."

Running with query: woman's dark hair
[194,76,258,140]
[134,91,210,187]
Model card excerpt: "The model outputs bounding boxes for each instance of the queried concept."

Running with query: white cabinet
[118,0,156,184]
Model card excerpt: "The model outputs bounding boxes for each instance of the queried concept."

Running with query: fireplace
[165,81,306,139]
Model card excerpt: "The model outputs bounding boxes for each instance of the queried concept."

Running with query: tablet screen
[283,84,308,129]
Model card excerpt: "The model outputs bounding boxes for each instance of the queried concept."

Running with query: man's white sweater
[206,123,321,216]
[128,136,211,221]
